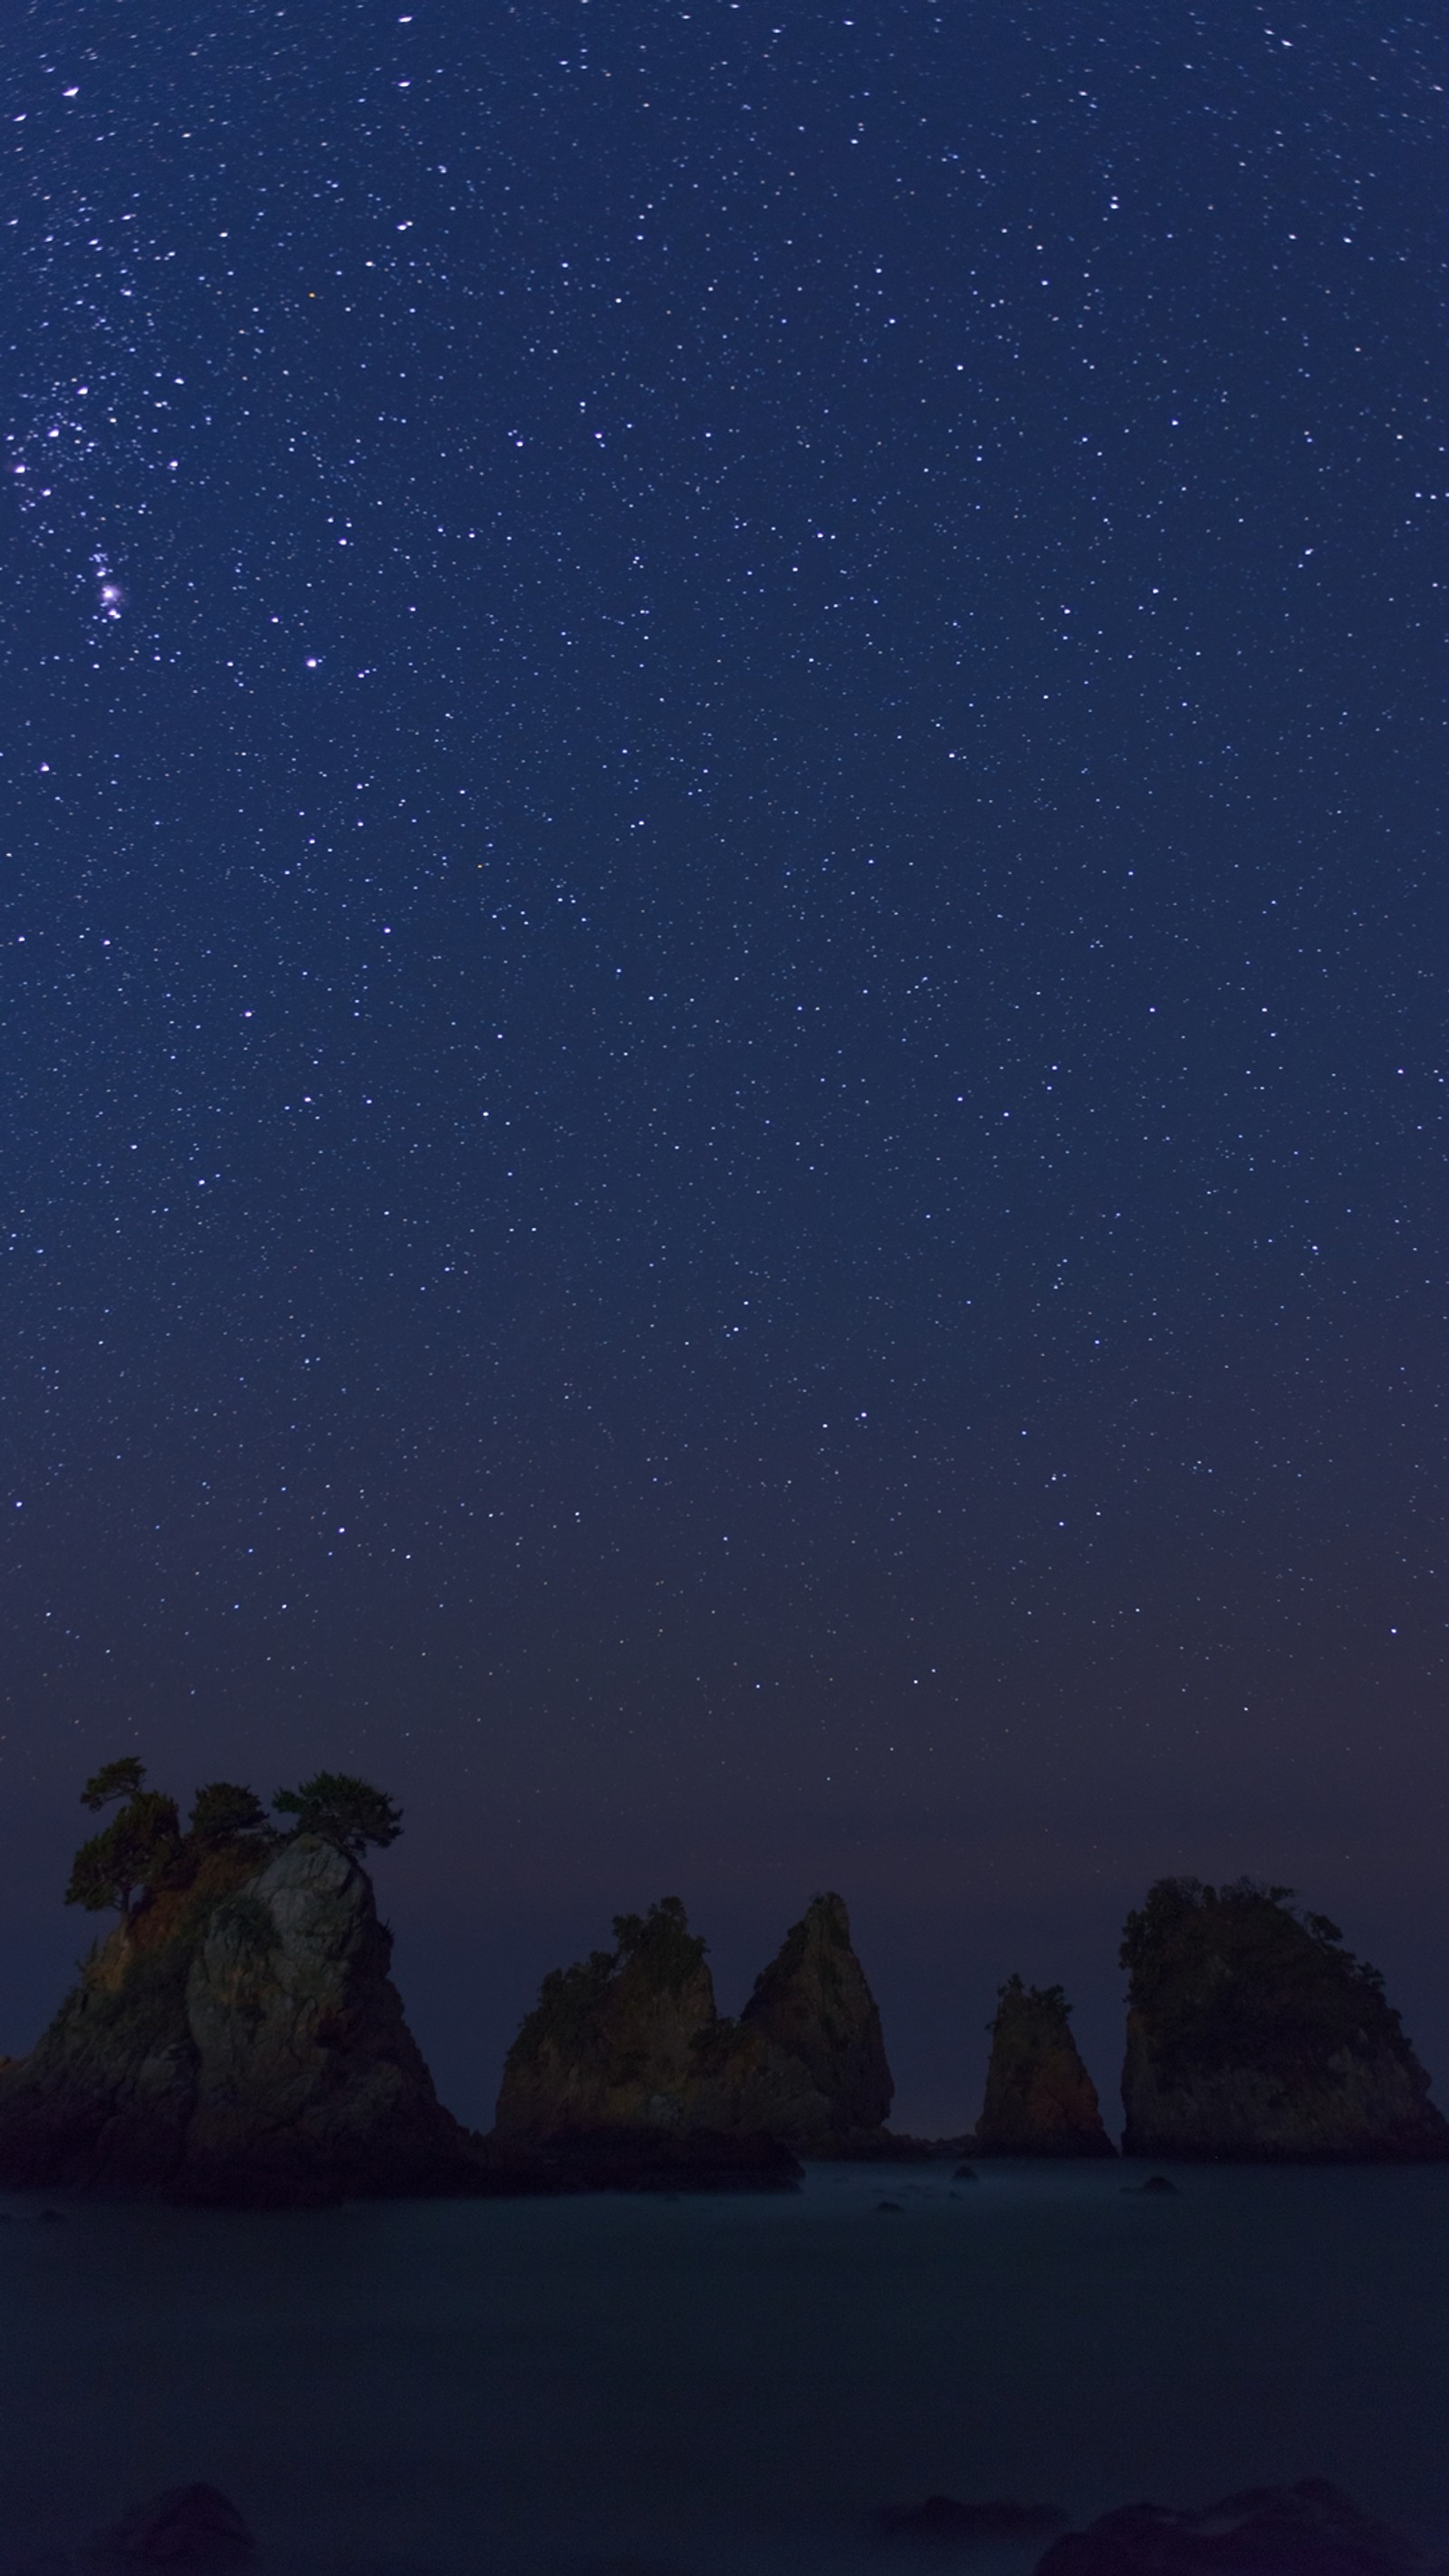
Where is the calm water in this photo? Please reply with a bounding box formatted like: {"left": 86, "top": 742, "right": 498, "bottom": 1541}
{"left": 3, "top": 2160, "right": 1448, "bottom": 2572}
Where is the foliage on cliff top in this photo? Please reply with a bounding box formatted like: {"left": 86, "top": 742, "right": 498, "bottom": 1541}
{"left": 1121, "top": 1877, "right": 1405, "bottom": 2081}
{"left": 63, "top": 1760, "right": 399, "bottom": 1925}
{"left": 81, "top": 1758, "right": 148, "bottom": 1813}
{"left": 190, "top": 1783, "right": 271, "bottom": 1846}
{"left": 988, "top": 1974, "right": 1073, "bottom": 2038}
{"left": 505, "top": 1898, "right": 709, "bottom": 2071}
{"left": 273, "top": 1773, "right": 402, "bottom": 1857}
{"left": 504, "top": 1950, "right": 618, "bottom": 2071}
{"left": 67, "top": 1792, "right": 184, "bottom": 1918}
{"left": 611, "top": 1896, "right": 708, "bottom": 1993}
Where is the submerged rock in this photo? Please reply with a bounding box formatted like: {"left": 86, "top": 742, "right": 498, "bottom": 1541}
{"left": 0, "top": 1837, "right": 484, "bottom": 2205}
{"left": 971, "top": 1975, "right": 1116, "bottom": 2158}
{"left": 1033, "top": 2477, "right": 1420, "bottom": 2575}
{"left": 1119, "top": 1879, "right": 1449, "bottom": 2163}
{"left": 495, "top": 1889, "right": 894, "bottom": 2148}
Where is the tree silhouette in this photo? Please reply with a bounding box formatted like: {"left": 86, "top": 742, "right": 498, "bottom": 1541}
{"left": 66, "top": 1791, "right": 181, "bottom": 1918}
{"left": 80, "top": 1756, "right": 148, "bottom": 1814}
{"left": 189, "top": 1781, "right": 271, "bottom": 1845}
{"left": 273, "top": 1772, "right": 402, "bottom": 1858}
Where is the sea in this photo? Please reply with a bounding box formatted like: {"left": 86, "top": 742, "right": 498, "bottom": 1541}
{"left": 4, "top": 2158, "right": 1448, "bottom": 2573}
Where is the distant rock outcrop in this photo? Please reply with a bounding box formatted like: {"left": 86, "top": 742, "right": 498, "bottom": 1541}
{"left": 871, "top": 2495, "right": 1065, "bottom": 2550}
{"left": 1034, "top": 2477, "right": 1420, "bottom": 2576}
{"left": 495, "top": 1897, "right": 721, "bottom": 2139}
{"left": 1119, "top": 1878, "right": 1449, "bottom": 2163}
{"left": 740, "top": 1892, "right": 893, "bottom": 2133}
{"left": 495, "top": 1889, "right": 893, "bottom": 2147}
{"left": 83, "top": 2483, "right": 257, "bottom": 2571}
{"left": 0, "top": 1835, "right": 484, "bottom": 2204}
{"left": 971, "top": 1975, "right": 1115, "bottom": 2157}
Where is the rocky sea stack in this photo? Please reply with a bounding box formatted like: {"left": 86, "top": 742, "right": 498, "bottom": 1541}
{"left": 1120, "top": 1877, "right": 1449, "bottom": 2162}
{"left": 739, "top": 1889, "right": 892, "bottom": 2132}
{"left": 0, "top": 1764, "right": 810, "bottom": 2201}
{"left": 496, "top": 1890, "right": 893, "bottom": 2148}
{"left": 0, "top": 1827, "right": 485, "bottom": 2206}
{"left": 972, "top": 1975, "right": 1115, "bottom": 2157}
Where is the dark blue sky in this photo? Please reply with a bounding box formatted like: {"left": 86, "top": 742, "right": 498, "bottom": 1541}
{"left": 2, "top": 0, "right": 1445, "bottom": 2130}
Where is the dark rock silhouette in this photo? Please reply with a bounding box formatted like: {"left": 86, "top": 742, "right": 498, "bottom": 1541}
{"left": 971, "top": 1975, "right": 1115, "bottom": 2158}
{"left": 1033, "top": 2477, "right": 1420, "bottom": 2575}
{"left": 82, "top": 2485, "right": 255, "bottom": 2571}
{"left": 495, "top": 1898, "right": 726, "bottom": 2139}
{"left": 496, "top": 1889, "right": 893, "bottom": 2148}
{"left": 873, "top": 2494, "right": 1064, "bottom": 2548}
{"left": 678, "top": 2009, "right": 837, "bottom": 2139}
{"left": 739, "top": 1892, "right": 893, "bottom": 2133}
{"left": 1119, "top": 1879, "right": 1449, "bottom": 2162}
{"left": 179, "top": 1835, "right": 490, "bottom": 2204}
{"left": 0, "top": 1835, "right": 483, "bottom": 2205}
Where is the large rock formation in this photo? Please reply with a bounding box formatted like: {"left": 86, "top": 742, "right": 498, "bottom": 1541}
{"left": 1119, "top": 1878, "right": 1449, "bottom": 2162}
{"left": 495, "top": 1898, "right": 721, "bottom": 2139}
{"left": 739, "top": 1892, "right": 893, "bottom": 2133}
{"left": 0, "top": 1835, "right": 484, "bottom": 2204}
{"left": 495, "top": 1890, "right": 892, "bottom": 2148}
{"left": 972, "top": 1975, "right": 1115, "bottom": 2157}
{"left": 1035, "top": 2479, "right": 1421, "bottom": 2576}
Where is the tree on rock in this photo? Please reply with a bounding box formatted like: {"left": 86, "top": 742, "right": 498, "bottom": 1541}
{"left": 1, "top": 1768, "right": 485, "bottom": 2204}
{"left": 81, "top": 1756, "right": 148, "bottom": 1812}
{"left": 66, "top": 1763, "right": 182, "bottom": 1919}
{"left": 189, "top": 1783, "right": 273, "bottom": 1848}
{"left": 1120, "top": 1876, "right": 1449, "bottom": 2161}
{"left": 609, "top": 1896, "right": 709, "bottom": 1991}
{"left": 495, "top": 1896, "right": 717, "bottom": 2139}
{"left": 273, "top": 1773, "right": 402, "bottom": 1857}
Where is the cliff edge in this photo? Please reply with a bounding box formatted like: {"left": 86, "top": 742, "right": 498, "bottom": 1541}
{"left": 1120, "top": 1878, "right": 1449, "bottom": 2162}
{"left": 495, "top": 1890, "right": 892, "bottom": 2147}
{"left": 740, "top": 1891, "right": 893, "bottom": 2135}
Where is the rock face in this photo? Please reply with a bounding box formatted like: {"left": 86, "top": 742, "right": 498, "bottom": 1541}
{"left": 495, "top": 1890, "right": 892, "bottom": 2146}
{"left": 0, "top": 1836, "right": 484, "bottom": 2204}
{"left": 495, "top": 1898, "right": 721, "bottom": 2139}
{"left": 972, "top": 1975, "right": 1115, "bottom": 2157}
{"left": 84, "top": 2484, "right": 256, "bottom": 2571}
{"left": 1034, "top": 2477, "right": 1420, "bottom": 2576}
{"left": 739, "top": 1892, "right": 893, "bottom": 2133}
{"left": 1119, "top": 1878, "right": 1449, "bottom": 2163}
{"left": 181, "top": 1836, "right": 485, "bottom": 2202}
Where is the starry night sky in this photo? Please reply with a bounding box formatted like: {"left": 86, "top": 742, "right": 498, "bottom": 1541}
{"left": 2, "top": 0, "right": 1445, "bottom": 2131}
